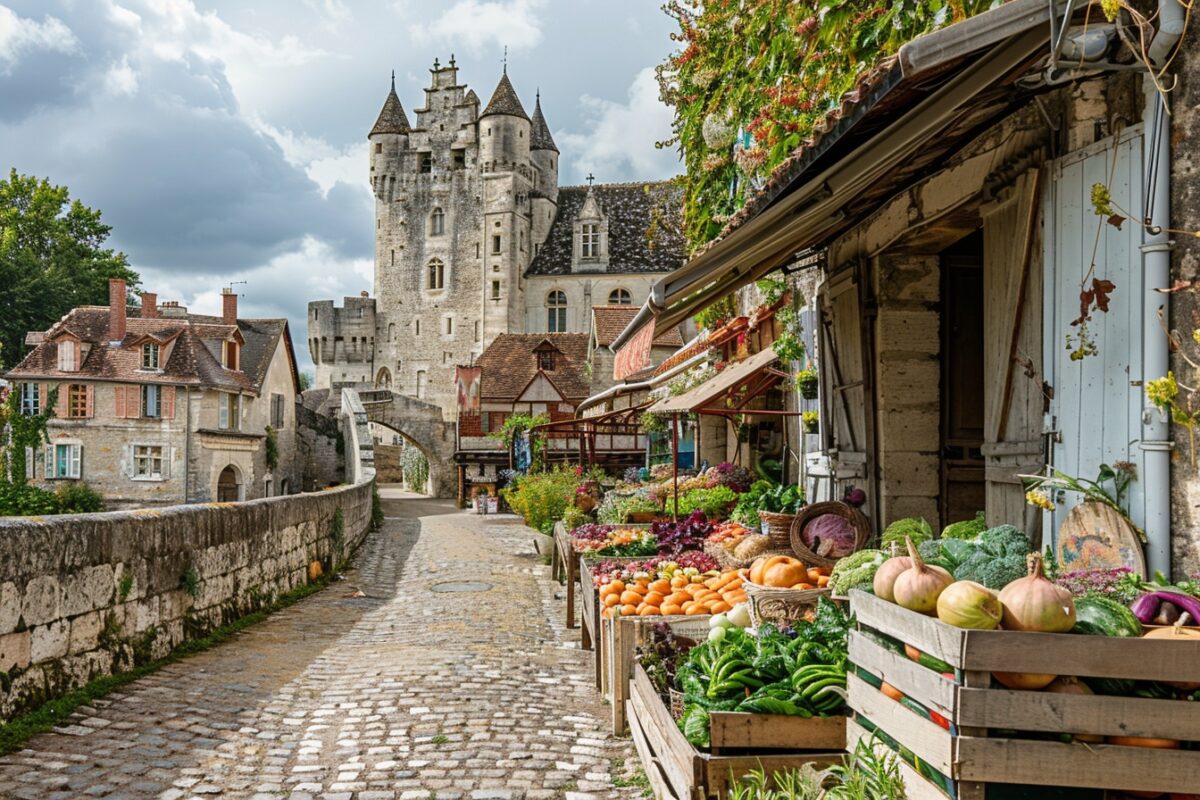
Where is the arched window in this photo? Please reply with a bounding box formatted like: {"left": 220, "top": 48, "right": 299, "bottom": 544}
{"left": 427, "top": 259, "right": 445, "bottom": 290}
{"left": 546, "top": 290, "right": 567, "bottom": 333}
{"left": 608, "top": 288, "right": 632, "bottom": 305}
{"left": 388, "top": 323, "right": 396, "bottom": 342}
{"left": 430, "top": 207, "right": 445, "bottom": 236}
{"left": 376, "top": 367, "right": 392, "bottom": 389}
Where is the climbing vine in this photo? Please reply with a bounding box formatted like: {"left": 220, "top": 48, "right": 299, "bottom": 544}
{"left": 657, "top": 0, "right": 1000, "bottom": 250}
{"left": 0, "top": 382, "right": 58, "bottom": 485}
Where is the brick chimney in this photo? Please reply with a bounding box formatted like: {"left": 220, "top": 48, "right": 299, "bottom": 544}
{"left": 108, "top": 278, "right": 127, "bottom": 342}
{"left": 221, "top": 288, "right": 238, "bottom": 324}
{"left": 140, "top": 292, "right": 158, "bottom": 319}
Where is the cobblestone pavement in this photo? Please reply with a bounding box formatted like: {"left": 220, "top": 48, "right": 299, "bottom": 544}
{"left": 0, "top": 492, "right": 643, "bottom": 800}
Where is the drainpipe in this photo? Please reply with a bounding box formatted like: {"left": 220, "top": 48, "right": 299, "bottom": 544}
{"left": 1141, "top": 74, "right": 1173, "bottom": 577}
{"left": 182, "top": 385, "right": 191, "bottom": 502}
{"left": 1148, "top": 0, "right": 1186, "bottom": 66}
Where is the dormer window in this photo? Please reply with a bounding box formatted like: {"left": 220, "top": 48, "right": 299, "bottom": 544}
{"left": 222, "top": 340, "right": 239, "bottom": 371}
{"left": 57, "top": 340, "right": 77, "bottom": 372}
{"left": 538, "top": 350, "right": 554, "bottom": 370}
{"left": 581, "top": 224, "right": 600, "bottom": 259}
{"left": 142, "top": 343, "right": 160, "bottom": 370}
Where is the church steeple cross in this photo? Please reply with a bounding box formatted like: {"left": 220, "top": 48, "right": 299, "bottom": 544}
{"left": 586, "top": 173, "right": 595, "bottom": 187}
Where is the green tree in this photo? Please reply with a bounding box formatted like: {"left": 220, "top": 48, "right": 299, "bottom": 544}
{"left": 0, "top": 170, "right": 139, "bottom": 366}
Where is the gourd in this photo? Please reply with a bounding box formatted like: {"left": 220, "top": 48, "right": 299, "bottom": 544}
{"left": 892, "top": 537, "right": 953, "bottom": 615}
{"left": 1143, "top": 613, "right": 1200, "bottom": 690}
{"left": 1071, "top": 595, "right": 1143, "bottom": 637}
{"left": 872, "top": 555, "right": 912, "bottom": 602}
{"left": 997, "top": 554, "right": 1076, "bottom": 633}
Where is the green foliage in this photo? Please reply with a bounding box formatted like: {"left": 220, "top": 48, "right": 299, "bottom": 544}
{"left": 54, "top": 482, "right": 104, "bottom": 514}
{"left": 400, "top": 446, "right": 429, "bottom": 492}
{"left": 669, "top": 485, "right": 738, "bottom": 519}
{"left": 940, "top": 511, "right": 986, "bottom": 540}
{"left": 264, "top": 425, "right": 279, "bottom": 472}
{"left": 597, "top": 494, "right": 661, "bottom": 524}
{"left": 0, "top": 170, "right": 139, "bottom": 367}
{"left": 0, "top": 482, "right": 59, "bottom": 516}
{"left": 824, "top": 733, "right": 907, "bottom": 799}
{"left": 879, "top": 517, "right": 933, "bottom": 549}
{"left": 370, "top": 483, "right": 384, "bottom": 531}
{"left": 117, "top": 574, "right": 134, "bottom": 603}
{"left": 501, "top": 467, "right": 580, "bottom": 535}
{"left": 658, "top": 0, "right": 997, "bottom": 249}
{"left": 801, "top": 410, "right": 819, "bottom": 433}
{"left": 731, "top": 479, "right": 803, "bottom": 526}
{"left": 489, "top": 412, "right": 549, "bottom": 447}
{"left": 694, "top": 295, "right": 736, "bottom": 331}
{"left": 1, "top": 382, "right": 58, "bottom": 486}
{"left": 298, "top": 371, "right": 314, "bottom": 391}
{"left": 330, "top": 508, "right": 345, "bottom": 554}
{"left": 639, "top": 411, "right": 667, "bottom": 434}
{"left": 180, "top": 565, "right": 200, "bottom": 599}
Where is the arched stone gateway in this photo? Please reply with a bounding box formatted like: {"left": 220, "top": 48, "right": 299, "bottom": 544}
{"left": 356, "top": 389, "right": 456, "bottom": 498}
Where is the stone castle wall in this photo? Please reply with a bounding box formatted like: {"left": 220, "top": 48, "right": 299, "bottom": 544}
{"left": 0, "top": 479, "right": 372, "bottom": 722}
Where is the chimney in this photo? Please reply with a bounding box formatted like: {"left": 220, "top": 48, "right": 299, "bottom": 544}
{"left": 221, "top": 288, "right": 238, "bottom": 325}
{"left": 108, "top": 278, "right": 127, "bottom": 342}
{"left": 140, "top": 292, "right": 158, "bottom": 319}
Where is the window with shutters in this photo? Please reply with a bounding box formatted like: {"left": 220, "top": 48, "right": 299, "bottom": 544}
{"left": 271, "top": 393, "right": 285, "bottom": 428}
{"left": 45, "top": 443, "right": 81, "bottom": 479}
{"left": 218, "top": 393, "right": 239, "bottom": 430}
{"left": 57, "top": 341, "right": 77, "bottom": 371}
{"left": 141, "top": 343, "right": 160, "bottom": 369}
{"left": 67, "top": 385, "right": 89, "bottom": 419}
{"left": 222, "top": 340, "right": 239, "bottom": 370}
{"left": 133, "top": 445, "right": 165, "bottom": 480}
{"left": 142, "top": 385, "right": 161, "bottom": 418}
{"left": 19, "top": 384, "right": 39, "bottom": 416}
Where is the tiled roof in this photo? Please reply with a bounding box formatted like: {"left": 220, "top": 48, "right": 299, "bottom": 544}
{"left": 5, "top": 306, "right": 291, "bottom": 395}
{"left": 479, "top": 71, "right": 529, "bottom": 121}
{"left": 526, "top": 182, "right": 687, "bottom": 276}
{"left": 370, "top": 81, "right": 411, "bottom": 136}
{"left": 476, "top": 333, "right": 590, "bottom": 402}
{"left": 592, "top": 306, "right": 684, "bottom": 348}
{"left": 530, "top": 93, "right": 558, "bottom": 153}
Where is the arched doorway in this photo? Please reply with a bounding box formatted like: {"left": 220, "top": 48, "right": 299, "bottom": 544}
{"left": 217, "top": 465, "right": 242, "bottom": 502}
{"left": 376, "top": 367, "right": 392, "bottom": 390}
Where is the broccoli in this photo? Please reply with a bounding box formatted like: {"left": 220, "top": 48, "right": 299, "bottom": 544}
{"left": 880, "top": 517, "right": 933, "bottom": 550}
{"left": 829, "top": 549, "right": 886, "bottom": 595}
{"left": 941, "top": 511, "right": 987, "bottom": 540}
{"left": 977, "top": 525, "right": 1031, "bottom": 558}
{"left": 953, "top": 551, "right": 1028, "bottom": 590}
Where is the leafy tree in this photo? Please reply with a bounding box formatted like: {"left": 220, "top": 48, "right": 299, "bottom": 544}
{"left": 0, "top": 170, "right": 139, "bottom": 366}
{"left": 298, "top": 371, "right": 314, "bottom": 391}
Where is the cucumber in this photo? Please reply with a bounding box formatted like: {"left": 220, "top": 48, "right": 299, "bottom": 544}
{"left": 1071, "top": 595, "right": 1143, "bottom": 637}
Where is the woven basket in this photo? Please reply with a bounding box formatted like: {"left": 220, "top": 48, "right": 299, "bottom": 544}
{"left": 757, "top": 510, "right": 798, "bottom": 550}
{"left": 704, "top": 541, "right": 794, "bottom": 571}
{"left": 739, "top": 569, "right": 831, "bottom": 627}
{"left": 668, "top": 687, "right": 686, "bottom": 720}
{"left": 788, "top": 502, "right": 873, "bottom": 569}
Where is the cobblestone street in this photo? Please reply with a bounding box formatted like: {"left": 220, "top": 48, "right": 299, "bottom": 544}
{"left": 0, "top": 491, "right": 640, "bottom": 800}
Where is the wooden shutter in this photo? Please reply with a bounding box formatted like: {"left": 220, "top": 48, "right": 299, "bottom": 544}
{"left": 84, "top": 386, "right": 94, "bottom": 418}
{"left": 69, "top": 445, "right": 81, "bottom": 479}
{"left": 38, "top": 384, "right": 48, "bottom": 416}
{"left": 44, "top": 445, "right": 53, "bottom": 479}
{"left": 115, "top": 385, "right": 126, "bottom": 418}
{"left": 981, "top": 170, "right": 1046, "bottom": 536}
{"left": 162, "top": 386, "right": 175, "bottom": 419}
{"left": 811, "top": 263, "right": 874, "bottom": 510}
{"left": 129, "top": 385, "right": 142, "bottom": 417}
{"left": 54, "top": 384, "right": 68, "bottom": 418}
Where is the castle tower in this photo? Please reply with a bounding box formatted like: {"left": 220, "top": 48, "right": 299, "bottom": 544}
{"left": 479, "top": 70, "right": 534, "bottom": 344}
{"left": 529, "top": 91, "right": 559, "bottom": 255}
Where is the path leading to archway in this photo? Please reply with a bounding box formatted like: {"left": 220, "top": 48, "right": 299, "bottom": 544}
{"left": 0, "top": 489, "right": 641, "bottom": 799}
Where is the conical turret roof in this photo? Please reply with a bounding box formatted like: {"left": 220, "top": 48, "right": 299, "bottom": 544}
{"left": 530, "top": 92, "right": 558, "bottom": 152}
{"left": 370, "top": 76, "right": 411, "bottom": 136}
{"left": 480, "top": 71, "right": 529, "bottom": 121}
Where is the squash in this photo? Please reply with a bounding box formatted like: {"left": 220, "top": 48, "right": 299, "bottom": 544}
{"left": 992, "top": 671, "right": 1056, "bottom": 690}
{"left": 1143, "top": 615, "right": 1200, "bottom": 690}
{"left": 750, "top": 555, "right": 802, "bottom": 586}
{"left": 1072, "top": 595, "right": 1143, "bottom": 637}
{"left": 1106, "top": 735, "right": 1180, "bottom": 749}
{"left": 764, "top": 558, "right": 808, "bottom": 588}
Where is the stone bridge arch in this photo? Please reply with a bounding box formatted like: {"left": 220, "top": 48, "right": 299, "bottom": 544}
{"left": 357, "top": 389, "right": 457, "bottom": 498}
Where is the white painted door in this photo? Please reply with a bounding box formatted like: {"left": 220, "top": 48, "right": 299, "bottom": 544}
{"left": 1043, "top": 127, "right": 1145, "bottom": 543}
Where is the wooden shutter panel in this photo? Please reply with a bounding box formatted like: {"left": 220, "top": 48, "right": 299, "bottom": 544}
{"left": 128, "top": 385, "right": 142, "bottom": 418}
{"left": 162, "top": 386, "right": 176, "bottom": 419}
{"left": 84, "top": 386, "right": 94, "bottom": 418}
{"left": 54, "top": 385, "right": 68, "bottom": 418}
{"left": 44, "top": 445, "right": 53, "bottom": 479}
{"left": 115, "top": 385, "right": 126, "bottom": 418}
{"left": 39, "top": 384, "right": 48, "bottom": 416}
{"left": 69, "top": 445, "right": 81, "bottom": 479}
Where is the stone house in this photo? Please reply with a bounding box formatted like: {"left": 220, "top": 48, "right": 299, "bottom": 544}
{"left": 5, "top": 279, "right": 301, "bottom": 507}
{"left": 610, "top": 1, "right": 1196, "bottom": 577}
{"left": 307, "top": 58, "right": 686, "bottom": 421}
{"left": 588, "top": 305, "right": 685, "bottom": 395}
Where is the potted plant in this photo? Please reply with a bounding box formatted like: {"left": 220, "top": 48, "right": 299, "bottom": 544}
{"left": 796, "top": 367, "right": 819, "bottom": 400}
{"left": 802, "top": 410, "right": 819, "bottom": 434}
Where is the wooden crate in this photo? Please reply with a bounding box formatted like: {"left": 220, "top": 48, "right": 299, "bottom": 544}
{"left": 603, "top": 613, "right": 708, "bottom": 734}
{"left": 848, "top": 589, "right": 1200, "bottom": 799}
{"left": 553, "top": 521, "right": 651, "bottom": 631}
{"left": 628, "top": 664, "right": 844, "bottom": 799}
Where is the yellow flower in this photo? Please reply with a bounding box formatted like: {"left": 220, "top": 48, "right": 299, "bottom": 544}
{"left": 1025, "top": 490, "right": 1056, "bottom": 511}
{"left": 1146, "top": 372, "right": 1179, "bottom": 410}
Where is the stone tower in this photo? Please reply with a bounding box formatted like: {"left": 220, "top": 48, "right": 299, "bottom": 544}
{"left": 308, "top": 58, "right": 559, "bottom": 418}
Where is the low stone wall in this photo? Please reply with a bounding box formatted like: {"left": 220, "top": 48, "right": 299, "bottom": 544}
{"left": 0, "top": 479, "right": 372, "bottom": 721}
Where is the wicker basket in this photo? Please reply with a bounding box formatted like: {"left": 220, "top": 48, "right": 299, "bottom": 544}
{"left": 739, "top": 569, "right": 832, "bottom": 627}
{"left": 757, "top": 510, "right": 798, "bottom": 550}
{"left": 788, "top": 502, "right": 872, "bottom": 569}
{"left": 668, "top": 687, "right": 686, "bottom": 720}
{"left": 704, "top": 540, "right": 793, "bottom": 571}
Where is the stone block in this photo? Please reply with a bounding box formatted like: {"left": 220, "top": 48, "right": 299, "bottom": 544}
{"left": 877, "top": 310, "right": 940, "bottom": 356}
{"left": 877, "top": 255, "right": 939, "bottom": 303}
{"left": 21, "top": 575, "right": 61, "bottom": 627}
{"left": 69, "top": 611, "right": 102, "bottom": 655}
{"left": 30, "top": 619, "right": 70, "bottom": 663}
{"left": 0, "top": 630, "right": 31, "bottom": 671}
{"left": 876, "top": 358, "right": 940, "bottom": 406}
{"left": 61, "top": 565, "right": 116, "bottom": 617}
{"left": 878, "top": 409, "right": 940, "bottom": 452}
{"left": 131, "top": 599, "right": 159, "bottom": 633}
{"left": 0, "top": 582, "right": 20, "bottom": 635}
{"left": 884, "top": 496, "right": 940, "bottom": 526}
{"left": 881, "top": 453, "right": 940, "bottom": 497}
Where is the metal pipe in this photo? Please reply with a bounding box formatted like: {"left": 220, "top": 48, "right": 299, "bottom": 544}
{"left": 1141, "top": 75, "right": 1173, "bottom": 577}
{"left": 1148, "top": 0, "right": 1186, "bottom": 66}
{"left": 672, "top": 413, "right": 680, "bottom": 522}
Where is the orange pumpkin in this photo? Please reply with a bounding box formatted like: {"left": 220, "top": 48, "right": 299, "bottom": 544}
{"left": 1106, "top": 735, "right": 1181, "bottom": 749}
{"left": 763, "top": 557, "right": 808, "bottom": 588}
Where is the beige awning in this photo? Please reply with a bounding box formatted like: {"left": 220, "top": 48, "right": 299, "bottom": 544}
{"left": 651, "top": 346, "right": 781, "bottom": 415}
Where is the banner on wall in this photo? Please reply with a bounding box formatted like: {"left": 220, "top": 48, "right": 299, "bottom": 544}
{"left": 613, "top": 319, "right": 656, "bottom": 381}
{"left": 455, "top": 366, "right": 481, "bottom": 413}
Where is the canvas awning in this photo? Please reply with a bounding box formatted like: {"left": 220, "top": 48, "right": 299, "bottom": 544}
{"left": 651, "top": 346, "right": 787, "bottom": 416}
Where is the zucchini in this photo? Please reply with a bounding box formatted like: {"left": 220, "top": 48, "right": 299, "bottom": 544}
{"left": 1071, "top": 595, "right": 1143, "bottom": 637}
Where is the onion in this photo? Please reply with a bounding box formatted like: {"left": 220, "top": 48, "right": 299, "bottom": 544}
{"left": 872, "top": 555, "right": 912, "bottom": 602}
{"left": 997, "top": 553, "right": 1076, "bottom": 633}
{"left": 936, "top": 581, "right": 1002, "bottom": 630}
{"left": 893, "top": 537, "right": 954, "bottom": 616}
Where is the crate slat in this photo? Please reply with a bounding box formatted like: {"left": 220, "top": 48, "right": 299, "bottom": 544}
{"left": 848, "top": 631, "right": 956, "bottom": 717}
{"left": 848, "top": 673, "right": 954, "bottom": 775}
{"left": 709, "top": 712, "right": 845, "bottom": 752}
{"left": 626, "top": 703, "right": 686, "bottom": 800}
{"left": 849, "top": 590, "right": 966, "bottom": 667}
{"left": 629, "top": 668, "right": 699, "bottom": 796}
{"left": 958, "top": 628, "right": 1200, "bottom": 682}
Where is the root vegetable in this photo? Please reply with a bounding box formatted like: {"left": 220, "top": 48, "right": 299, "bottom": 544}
{"left": 997, "top": 553, "right": 1075, "bottom": 633}
{"left": 892, "top": 537, "right": 953, "bottom": 615}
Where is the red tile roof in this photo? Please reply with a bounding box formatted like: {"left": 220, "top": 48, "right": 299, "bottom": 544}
{"left": 476, "top": 333, "right": 591, "bottom": 402}
{"left": 592, "top": 305, "right": 684, "bottom": 349}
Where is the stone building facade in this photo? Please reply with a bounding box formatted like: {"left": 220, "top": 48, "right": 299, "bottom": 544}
{"left": 307, "top": 58, "right": 686, "bottom": 422}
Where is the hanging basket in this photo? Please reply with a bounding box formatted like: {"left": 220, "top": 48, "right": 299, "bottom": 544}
{"left": 788, "top": 502, "right": 873, "bottom": 569}
{"left": 756, "top": 510, "right": 798, "bottom": 550}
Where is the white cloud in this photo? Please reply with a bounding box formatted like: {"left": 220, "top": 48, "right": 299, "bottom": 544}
{"left": 558, "top": 66, "right": 680, "bottom": 184}
{"left": 0, "top": 5, "right": 78, "bottom": 68}
{"left": 105, "top": 55, "right": 139, "bottom": 96}
{"left": 409, "top": 0, "right": 546, "bottom": 52}
{"left": 250, "top": 114, "right": 367, "bottom": 196}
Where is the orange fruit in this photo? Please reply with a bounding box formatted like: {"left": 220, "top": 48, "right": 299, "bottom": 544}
{"left": 648, "top": 579, "right": 671, "bottom": 595}
{"left": 601, "top": 607, "right": 614, "bottom": 619}
{"left": 609, "top": 580, "right": 626, "bottom": 593}
{"left": 667, "top": 591, "right": 690, "bottom": 606}
{"left": 685, "top": 604, "right": 707, "bottom": 615}
{"left": 620, "top": 604, "right": 638, "bottom": 617}
{"left": 620, "top": 590, "right": 643, "bottom": 605}
{"left": 643, "top": 592, "right": 665, "bottom": 607}
{"left": 660, "top": 604, "right": 682, "bottom": 616}
{"left": 638, "top": 606, "right": 661, "bottom": 616}
{"left": 604, "top": 594, "right": 620, "bottom": 608}
{"left": 670, "top": 576, "right": 688, "bottom": 589}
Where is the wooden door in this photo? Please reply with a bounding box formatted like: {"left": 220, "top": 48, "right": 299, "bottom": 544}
{"left": 941, "top": 234, "right": 986, "bottom": 528}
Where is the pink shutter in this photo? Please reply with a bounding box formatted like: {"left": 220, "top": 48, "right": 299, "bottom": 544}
{"left": 114, "top": 385, "right": 126, "bottom": 418}
{"left": 73, "top": 341, "right": 81, "bottom": 370}
{"left": 85, "top": 386, "right": 94, "bottom": 418}
{"left": 162, "top": 386, "right": 175, "bottom": 419}
{"left": 39, "top": 384, "right": 49, "bottom": 416}
{"left": 55, "top": 385, "right": 68, "bottom": 418}
{"left": 129, "top": 385, "right": 142, "bottom": 417}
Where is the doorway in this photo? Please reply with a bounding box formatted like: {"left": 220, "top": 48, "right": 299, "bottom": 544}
{"left": 217, "top": 465, "right": 242, "bottom": 502}
{"left": 940, "top": 232, "right": 986, "bottom": 527}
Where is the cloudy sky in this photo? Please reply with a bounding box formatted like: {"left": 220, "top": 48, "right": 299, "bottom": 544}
{"left": 0, "top": 0, "right": 681, "bottom": 375}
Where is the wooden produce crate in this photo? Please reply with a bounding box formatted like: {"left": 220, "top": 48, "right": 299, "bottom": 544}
{"left": 579, "top": 554, "right": 651, "bottom": 657}
{"left": 848, "top": 589, "right": 1200, "bottom": 799}
{"left": 628, "top": 664, "right": 844, "bottom": 799}
{"left": 602, "top": 612, "right": 705, "bottom": 734}
{"left": 552, "top": 521, "right": 651, "bottom": 631}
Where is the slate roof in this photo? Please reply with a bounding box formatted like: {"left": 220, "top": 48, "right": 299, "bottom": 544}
{"left": 475, "top": 333, "right": 590, "bottom": 402}
{"left": 6, "top": 306, "right": 296, "bottom": 396}
{"left": 525, "top": 182, "right": 687, "bottom": 276}
{"left": 530, "top": 93, "right": 558, "bottom": 152}
{"left": 480, "top": 71, "right": 529, "bottom": 121}
{"left": 592, "top": 306, "right": 684, "bottom": 349}
{"left": 370, "top": 82, "right": 412, "bottom": 136}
